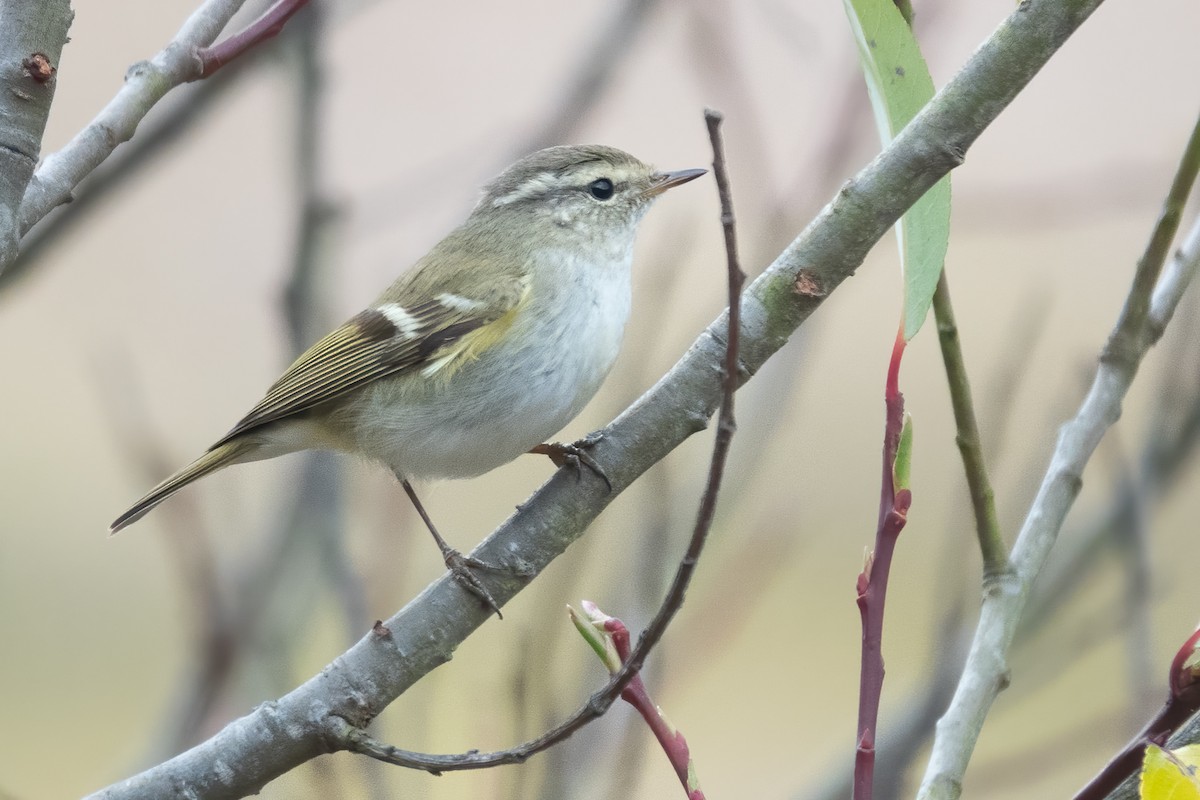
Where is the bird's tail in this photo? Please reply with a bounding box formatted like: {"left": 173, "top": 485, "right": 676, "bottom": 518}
{"left": 109, "top": 440, "right": 255, "bottom": 534}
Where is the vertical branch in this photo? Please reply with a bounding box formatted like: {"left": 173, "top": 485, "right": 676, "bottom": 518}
{"left": 854, "top": 327, "right": 913, "bottom": 800}
{"left": 1104, "top": 110, "right": 1200, "bottom": 365}
{"left": 283, "top": 3, "right": 334, "bottom": 352}
{"left": 522, "top": 0, "right": 662, "bottom": 150}
{"left": 157, "top": 2, "right": 358, "bottom": 754}
{"left": 932, "top": 271, "right": 1007, "bottom": 574}
{"left": 277, "top": 1, "right": 369, "bottom": 650}
{"left": 0, "top": 0, "right": 72, "bottom": 265}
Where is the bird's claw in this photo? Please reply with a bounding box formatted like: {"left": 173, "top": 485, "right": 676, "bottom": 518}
{"left": 441, "top": 547, "right": 504, "bottom": 619}
{"left": 532, "top": 433, "right": 612, "bottom": 491}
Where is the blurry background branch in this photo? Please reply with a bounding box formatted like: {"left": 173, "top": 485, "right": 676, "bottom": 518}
{"left": 520, "top": 0, "right": 664, "bottom": 153}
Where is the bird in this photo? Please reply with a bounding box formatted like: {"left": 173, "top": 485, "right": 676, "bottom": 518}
{"left": 111, "top": 144, "right": 705, "bottom": 611}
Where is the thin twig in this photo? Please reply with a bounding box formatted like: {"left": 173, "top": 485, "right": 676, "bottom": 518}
{"left": 853, "top": 327, "right": 912, "bottom": 800}
{"left": 197, "top": 0, "right": 310, "bottom": 77}
{"left": 337, "top": 107, "right": 744, "bottom": 777}
{"left": 932, "top": 270, "right": 1007, "bottom": 574}
{"left": 1104, "top": 109, "right": 1200, "bottom": 366}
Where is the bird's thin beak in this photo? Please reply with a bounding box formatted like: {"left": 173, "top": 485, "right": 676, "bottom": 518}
{"left": 644, "top": 167, "right": 707, "bottom": 197}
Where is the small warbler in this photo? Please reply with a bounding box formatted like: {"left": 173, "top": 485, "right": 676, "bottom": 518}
{"left": 111, "top": 144, "right": 704, "bottom": 607}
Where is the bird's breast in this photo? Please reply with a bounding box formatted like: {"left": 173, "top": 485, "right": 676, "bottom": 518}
{"left": 348, "top": 249, "right": 634, "bottom": 480}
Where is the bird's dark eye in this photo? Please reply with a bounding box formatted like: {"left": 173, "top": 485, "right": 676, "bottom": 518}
{"left": 588, "top": 178, "right": 614, "bottom": 200}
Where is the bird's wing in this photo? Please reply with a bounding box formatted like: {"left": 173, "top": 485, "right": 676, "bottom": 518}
{"left": 214, "top": 276, "right": 529, "bottom": 446}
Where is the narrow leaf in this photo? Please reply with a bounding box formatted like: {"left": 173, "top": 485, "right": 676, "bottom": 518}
{"left": 843, "top": 0, "right": 951, "bottom": 340}
{"left": 893, "top": 412, "right": 913, "bottom": 492}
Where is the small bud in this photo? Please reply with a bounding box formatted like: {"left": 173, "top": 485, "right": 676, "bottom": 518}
{"left": 1169, "top": 626, "right": 1200, "bottom": 697}
{"left": 569, "top": 602, "right": 621, "bottom": 673}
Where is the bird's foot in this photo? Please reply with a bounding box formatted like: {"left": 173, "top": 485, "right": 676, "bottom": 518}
{"left": 530, "top": 432, "right": 612, "bottom": 490}
{"left": 439, "top": 545, "right": 509, "bottom": 620}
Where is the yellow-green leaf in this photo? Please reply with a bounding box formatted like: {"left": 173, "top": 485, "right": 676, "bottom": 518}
{"left": 843, "top": 0, "right": 951, "bottom": 340}
{"left": 1141, "top": 743, "right": 1200, "bottom": 799}
{"left": 893, "top": 412, "right": 913, "bottom": 492}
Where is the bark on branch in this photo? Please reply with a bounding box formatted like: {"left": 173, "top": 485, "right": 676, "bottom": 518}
{"left": 0, "top": 0, "right": 72, "bottom": 268}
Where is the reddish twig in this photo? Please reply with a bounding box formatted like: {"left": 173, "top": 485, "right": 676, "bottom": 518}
{"left": 854, "top": 325, "right": 913, "bottom": 800}
{"left": 197, "top": 0, "right": 310, "bottom": 78}
{"left": 571, "top": 603, "right": 704, "bottom": 799}
{"left": 1072, "top": 626, "right": 1200, "bottom": 799}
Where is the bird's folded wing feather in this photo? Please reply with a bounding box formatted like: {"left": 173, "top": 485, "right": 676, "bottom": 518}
{"left": 213, "top": 277, "right": 529, "bottom": 446}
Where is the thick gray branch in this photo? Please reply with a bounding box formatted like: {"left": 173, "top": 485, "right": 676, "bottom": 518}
{"left": 84, "top": 0, "right": 1109, "bottom": 797}
{"left": 0, "top": 0, "right": 72, "bottom": 268}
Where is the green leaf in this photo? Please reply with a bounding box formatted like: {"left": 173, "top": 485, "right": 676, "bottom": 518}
{"left": 568, "top": 603, "right": 621, "bottom": 673}
{"left": 843, "top": 0, "right": 951, "bottom": 340}
{"left": 1140, "top": 743, "right": 1200, "bottom": 799}
{"left": 893, "top": 412, "right": 913, "bottom": 492}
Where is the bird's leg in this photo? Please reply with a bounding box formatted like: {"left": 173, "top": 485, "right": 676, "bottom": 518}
{"left": 398, "top": 478, "right": 504, "bottom": 619}
{"left": 529, "top": 431, "right": 612, "bottom": 490}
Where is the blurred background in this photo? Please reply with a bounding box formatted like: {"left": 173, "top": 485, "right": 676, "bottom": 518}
{"left": 2, "top": 0, "right": 1199, "bottom": 797}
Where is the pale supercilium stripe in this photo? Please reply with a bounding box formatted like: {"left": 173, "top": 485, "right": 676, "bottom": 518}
{"left": 491, "top": 172, "right": 558, "bottom": 207}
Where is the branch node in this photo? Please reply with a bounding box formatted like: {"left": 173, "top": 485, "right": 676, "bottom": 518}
{"left": 22, "top": 53, "right": 55, "bottom": 83}
{"left": 793, "top": 270, "right": 826, "bottom": 297}
{"left": 943, "top": 141, "right": 966, "bottom": 167}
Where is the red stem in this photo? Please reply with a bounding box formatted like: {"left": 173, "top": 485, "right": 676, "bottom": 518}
{"left": 1071, "top": 692, "right": 1200, "bottom": 800}
{"left": 854, "top": 324, "right": 912, "bottom": 800}
{"left": 1169, "top": 627, "right": 1200, "bottom": 697}
{"left": 197, "top": 0, "right": 311, "bottom": 78}
{"left": 608, "top": 620, "right": 704, "bottom": 800}
{"left": 1073, "top": 629, "right": 1200, "bottom": 800}
{"left": 879, "top": 327, "right": 906, "bottom": 524}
